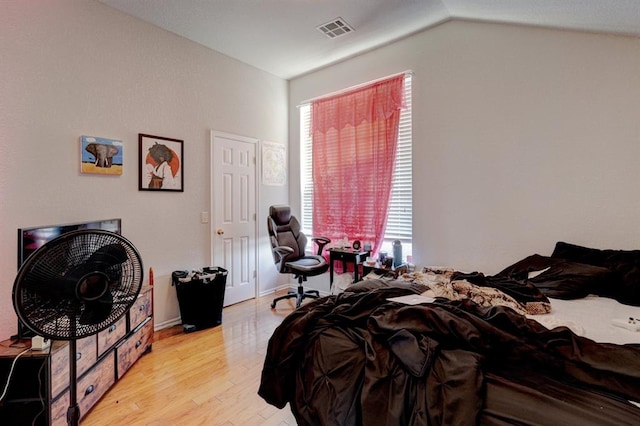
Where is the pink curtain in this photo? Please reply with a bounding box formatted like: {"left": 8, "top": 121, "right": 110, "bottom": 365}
{"left": 312, "top": 74, "right": 405, "bottom": 256}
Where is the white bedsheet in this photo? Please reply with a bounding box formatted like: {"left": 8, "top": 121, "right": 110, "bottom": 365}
{"left": 527, "top": 295, "right": 640, "bottom": 345}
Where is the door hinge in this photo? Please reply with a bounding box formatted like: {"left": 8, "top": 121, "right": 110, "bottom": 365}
{"left": 253, "top": 270, "right": 257, "bottom": 278}
{"left": 253, "top": 213, "right": 256, "bottom": 221}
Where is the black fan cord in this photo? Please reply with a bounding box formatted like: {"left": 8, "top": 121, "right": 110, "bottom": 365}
{"left": 0, "top": 347, "right": 31, "bottom": 402}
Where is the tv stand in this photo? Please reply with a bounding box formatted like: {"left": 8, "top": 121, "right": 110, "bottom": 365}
{"left": 0, "top": 285, "right": 153, "bottom": 425}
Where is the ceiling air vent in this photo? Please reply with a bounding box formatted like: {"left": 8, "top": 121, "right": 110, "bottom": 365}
{"left": 317, "top": 17, "right": 354, "bottom": 39}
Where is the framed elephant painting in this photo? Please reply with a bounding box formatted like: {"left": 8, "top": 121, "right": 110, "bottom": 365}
{"left": 138, "top": 133, "right": 184, "bottom": 192}
{"left": 81, "top": 135, "right": 124, "bottom": 175}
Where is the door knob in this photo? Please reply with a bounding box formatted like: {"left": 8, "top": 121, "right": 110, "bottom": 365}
{"left": 216, "top": 228, "right": 224, "bottom": 235}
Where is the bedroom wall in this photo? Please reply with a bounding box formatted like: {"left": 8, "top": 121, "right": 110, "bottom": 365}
{"left": 289, "top": 20, "right": 640, "bottom": 282}
{"left": 0, "top": 0, "right": 289, "bottom": 339}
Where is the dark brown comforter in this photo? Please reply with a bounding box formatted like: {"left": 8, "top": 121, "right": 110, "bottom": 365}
{"left": 259, "top": 280, "right": 640, "bottom": 425}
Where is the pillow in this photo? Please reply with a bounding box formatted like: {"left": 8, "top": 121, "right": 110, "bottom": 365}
{"left": 497, "top": 254, "right": 560, "bottom": 281}
{"left": 497, "top": 254, "right": 612, "bottom": 300}
{"left": 551, "top": 242, "right": 640, "bottom": 305}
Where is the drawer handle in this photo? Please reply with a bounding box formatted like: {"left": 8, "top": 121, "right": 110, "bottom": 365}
{"left": 135, "top": 340, "right": 142, "bottom": 349}
{"left": 76, "top": 352, "right": 82, "bottom": 361}
{"left": 85, "top": 385, "right": 95, "bottom": 396}
{"left": 109, "top": 324, "right": 117, "bottom": 333}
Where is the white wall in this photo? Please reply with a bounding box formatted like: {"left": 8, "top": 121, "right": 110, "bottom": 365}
{"left": 290, "top": 20, "right": 640, "bottom": 288}
{"left": 4, "top": 5, "right": 640, "bottom": 339}
{"left": 0, "top": 0, "right": 289, "bottom": 339}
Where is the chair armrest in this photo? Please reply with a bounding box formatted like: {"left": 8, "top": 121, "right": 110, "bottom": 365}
{"left": 311, "top": 236, "right": 331, "bottom": 255}
{"left": 272, "top": 246, "right": 294, "bottom": 263}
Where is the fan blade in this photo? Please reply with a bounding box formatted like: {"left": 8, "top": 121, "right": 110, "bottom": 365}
{"left": 79, "top": 289, "right": 113, "bottom": 325}
{"left": 88, "top": 243, "right": 128, "bottom": 266}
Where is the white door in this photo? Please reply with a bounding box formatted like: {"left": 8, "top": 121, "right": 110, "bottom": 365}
{"left": 211, "top": 131, "right": 257, "bottom": 306}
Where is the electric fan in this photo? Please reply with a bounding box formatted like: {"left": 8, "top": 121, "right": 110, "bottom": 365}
{"left": 12, "top": 229, "right": 143, "bottom": 426}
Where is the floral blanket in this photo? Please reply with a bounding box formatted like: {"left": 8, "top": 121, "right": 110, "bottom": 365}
{"left": 396, "top": 267, "right": 551, "bottom": 315}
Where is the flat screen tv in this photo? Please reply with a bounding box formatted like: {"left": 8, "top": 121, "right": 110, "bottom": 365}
{"left": 14, "top": 218, "right": 122, "bottom": 339}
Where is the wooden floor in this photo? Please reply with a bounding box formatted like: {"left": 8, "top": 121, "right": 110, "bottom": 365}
{"left": 83, "top": 291, "right": 299, "bottom": 426}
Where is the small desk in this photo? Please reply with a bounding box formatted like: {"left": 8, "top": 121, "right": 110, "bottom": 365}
{"left": 328, "top": 248, "right": 370, "bottom": 290}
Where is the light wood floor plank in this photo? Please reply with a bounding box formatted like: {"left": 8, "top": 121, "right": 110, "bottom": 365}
{"left": 82, "top": 292, "right": 300, "bottom": 426}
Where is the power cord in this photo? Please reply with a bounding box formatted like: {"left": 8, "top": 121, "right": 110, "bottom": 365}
{"left": 31, "top": 345, "right": 50, "bottom": 426}
{"left": 0, "top": 347, "right": 32, "bottom": 402}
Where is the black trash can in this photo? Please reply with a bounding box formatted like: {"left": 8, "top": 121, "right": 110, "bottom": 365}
{"left": 172, "top": 267, "right": 228, "bottom": 332}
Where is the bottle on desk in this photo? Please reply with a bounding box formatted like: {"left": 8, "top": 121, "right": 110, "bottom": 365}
{"left": 393, "top": 240, "right": 403, "bottom": 267}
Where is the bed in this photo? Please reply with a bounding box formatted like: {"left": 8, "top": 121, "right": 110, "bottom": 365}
{"left": 258, "top": 242, "right": 640, "bottom": 425}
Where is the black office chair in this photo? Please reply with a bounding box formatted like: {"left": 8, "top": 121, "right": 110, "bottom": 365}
{"left": 268, "top": 205, "right": 330, "bottom": 308}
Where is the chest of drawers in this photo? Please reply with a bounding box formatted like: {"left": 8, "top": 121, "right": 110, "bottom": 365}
{"left": 0, "top": 285, "right": 154, "bottom": 425}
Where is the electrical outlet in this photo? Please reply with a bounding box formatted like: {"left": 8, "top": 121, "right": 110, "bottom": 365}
{"left": 31, "top": 335, "right": 51, "bottom": 351}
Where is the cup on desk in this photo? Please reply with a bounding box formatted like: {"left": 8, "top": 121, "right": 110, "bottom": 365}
{"left": 379, "top": 252, "right": 387, "bottom": 264}
{"left": 365, "top": 256, "right": 376, "bottom": 267}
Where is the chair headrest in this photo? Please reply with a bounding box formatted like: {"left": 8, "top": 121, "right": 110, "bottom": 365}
{"left": 269, "top": 205, "right": 292, "bottom": 226}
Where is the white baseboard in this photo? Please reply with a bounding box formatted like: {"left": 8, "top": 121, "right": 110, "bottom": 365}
{"left": 156, "top": 283, "right": 332, "bottom": 331}
{"left": 259, "top": 283, "right": 295, "bottom": 298}
{"left": 154, "top": 317, "right": 182, "bottom": 331}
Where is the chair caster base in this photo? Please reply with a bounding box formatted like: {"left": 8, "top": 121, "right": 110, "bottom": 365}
{"left": 271, "top": 287, "right": 320, "bottom": 309}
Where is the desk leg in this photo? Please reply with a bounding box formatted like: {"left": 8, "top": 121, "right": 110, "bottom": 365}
{"left": 329, "top": 258, "right": 334, "bottom": 291}
{"left": 354, "top": 263, "right": 359, "bottom": 282}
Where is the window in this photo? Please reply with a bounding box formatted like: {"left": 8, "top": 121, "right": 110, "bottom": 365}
{"left": 300, "top": 73, "right": 412, "bottom": 257}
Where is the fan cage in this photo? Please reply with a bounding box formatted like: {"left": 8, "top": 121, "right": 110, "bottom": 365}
{"left": 13, "top": 230, "right": 143, "bottom": 341}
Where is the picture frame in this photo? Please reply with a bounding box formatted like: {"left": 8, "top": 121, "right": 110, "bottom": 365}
{"left": 80, "top": 135, "right": 123, "bottom": 175}
{"left": 261, "top": 140, "right": 286, "bottom": 186}
{"left": 138, "top": 133, "right": 184, "bottom": 192}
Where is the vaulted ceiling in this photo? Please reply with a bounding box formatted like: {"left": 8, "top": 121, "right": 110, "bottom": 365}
{"left": 99, "top": 0, "right": 640, "bottom": 79}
